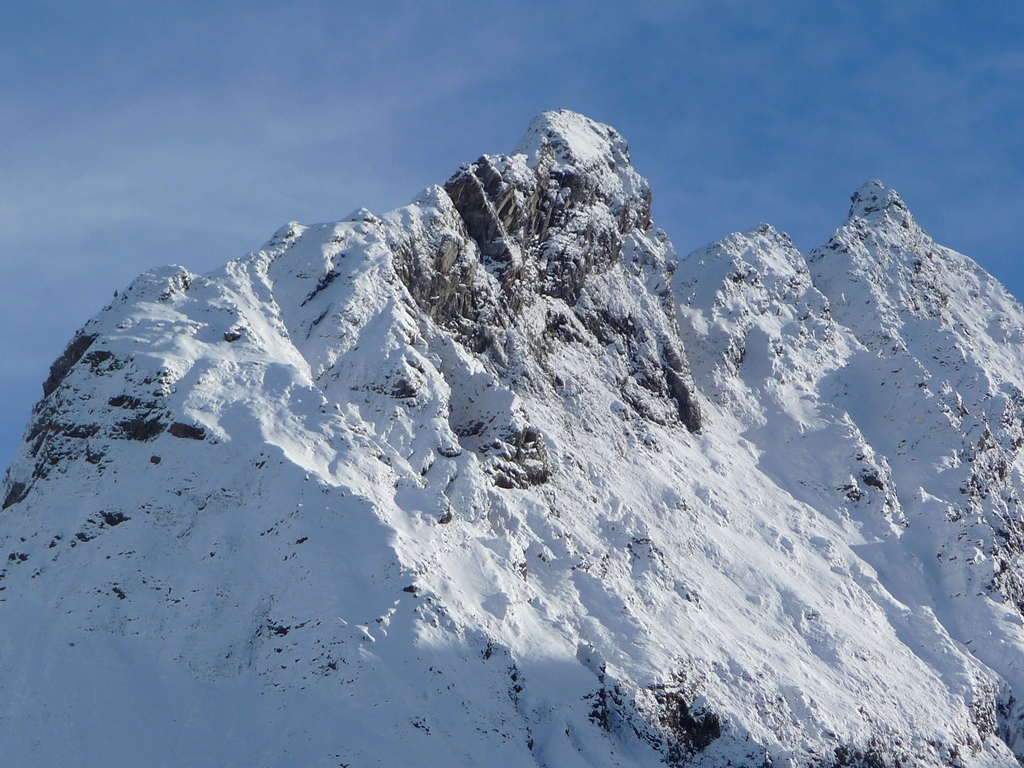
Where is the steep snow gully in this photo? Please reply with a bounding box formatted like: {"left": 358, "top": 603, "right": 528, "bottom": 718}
{"left": 5, "top": 111, "right": 1024, "bottom": 767}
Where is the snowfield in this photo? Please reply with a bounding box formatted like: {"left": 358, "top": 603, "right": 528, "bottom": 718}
{"left": 4, "top": 110, "right": 1024, "bottom": 767}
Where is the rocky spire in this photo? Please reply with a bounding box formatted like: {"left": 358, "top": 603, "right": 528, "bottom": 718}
{"left": 845, "top": 179, "right": 917, "bottom": 232}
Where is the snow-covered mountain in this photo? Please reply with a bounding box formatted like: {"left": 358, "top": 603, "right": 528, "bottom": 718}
{"left": 4, "top": 110, "right": 1024, "bottom": 767}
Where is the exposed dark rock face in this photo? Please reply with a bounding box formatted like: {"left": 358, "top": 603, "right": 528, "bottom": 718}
{"left": 390, "top": 111, "right": 701, "bottom": 438}
{"left": 441, "top": 136, "right": 648, "bottom": 312}
{"left": 1, "top": 481, "right": 28, "bottom": 510}
{"left": 585, "top": 666, "right": 725, "bottom": 767}
{"left": 387, "top": 198, "right": 501, "bottom": 355}
{"left": 42, "top": 333, "right": 98, "bottom": 397}
{"left": 2, "top": 333, "right": 180, "bottom": 505}
{"left": 652, "top": 687, "right": 722, "bottom": 765}
{"left": 168, "top": 422, "right": 206, "bottom": 440}
{"left": 117, "top": 417, "right": 167, "bottom": 441}
{"left": 486, "top": 425, "right": 552, "bottom": 490}
{"left": 666, "top": 368, "right": 702, "bottom": 432}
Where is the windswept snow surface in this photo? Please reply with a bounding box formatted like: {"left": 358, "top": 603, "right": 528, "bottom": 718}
{"left": 4, "top": 112, "right": 1024, "bottom": 767}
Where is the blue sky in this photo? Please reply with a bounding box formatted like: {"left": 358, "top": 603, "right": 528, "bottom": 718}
{"left": 2, "top": 2, "right": 1023, "bottom": 467}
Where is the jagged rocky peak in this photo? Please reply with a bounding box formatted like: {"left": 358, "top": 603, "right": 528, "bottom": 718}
{"left": 441, "top": 110, "right": 654, "bottom": 307}
{"left": 676, "top": 218, "right": 910, "bottom": 537}
{"left": 677, "top": 222, "right": 828, "bottom": 337}
{"left": 672, "top": 182, "right": 1024, "bottom": 754}
{"left": 811, "top": 180, "right": 924, "bottom": 281}
{"left": 2, "top": 109, "right": 702, "bottom": 513}
{"left": 847, "top": 179, "right": 915, "bottom": 227}
{"left": 17, "top": 117, "right": 1024, "bottom": 766}
{"left": 392, "top": 109, "right": 701, "bottom": 432}
{"left": 513, "top": 108, "right": 652, "bottom": 219}
{"left": 676, "top": 223, "right": 811, "bottom": 305}
{"left": 810, "top": 179, "right": 1024, "bottom": 358}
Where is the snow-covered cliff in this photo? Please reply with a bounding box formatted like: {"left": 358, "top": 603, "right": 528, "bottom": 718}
{"left": 4, "top": 111, "right": 1024, "bottom": 767}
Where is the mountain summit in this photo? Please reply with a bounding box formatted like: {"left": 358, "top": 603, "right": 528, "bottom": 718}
{"left": 4, "top": 113, "right": 1024, "bottom": 767}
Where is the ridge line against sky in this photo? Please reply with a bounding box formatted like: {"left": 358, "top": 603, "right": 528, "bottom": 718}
{"left": 1, "top": 1, "right": 1022, "bottom": 468}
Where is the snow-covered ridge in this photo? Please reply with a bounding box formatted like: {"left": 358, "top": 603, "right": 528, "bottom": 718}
{"left": 3, "top": 114, "right": 1024, "bottom": 767}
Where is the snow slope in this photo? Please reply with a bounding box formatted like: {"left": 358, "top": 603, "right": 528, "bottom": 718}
{"left": 3, "top": 111, "right": 1024, "bottom": 767}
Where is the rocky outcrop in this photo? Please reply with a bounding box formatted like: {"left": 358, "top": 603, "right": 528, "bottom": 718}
{"left": 388, "top": 111, "right": 701, "bottom": 436}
